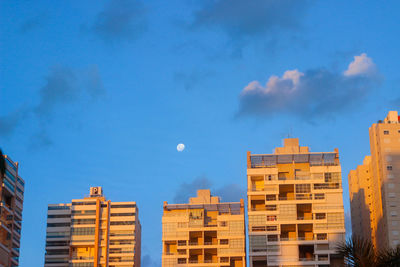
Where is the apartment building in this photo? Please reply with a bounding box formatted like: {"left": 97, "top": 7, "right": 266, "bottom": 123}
{"left": 162, "top": 189, "right": 246, "bottom": 267}
{"left": 44, "top": 187, "right": 141, "bottom": 267}
{"left": 0, "top": 154, "right": 24, "bottom": 267}
{"left": 247, "top": 138, "right": 345, "bottom": 267}
{"left": 348, "top": 156, "right": 374, "bottom": 242}
{"left": 349, "top": 111, "right": 400, "bottom": 250}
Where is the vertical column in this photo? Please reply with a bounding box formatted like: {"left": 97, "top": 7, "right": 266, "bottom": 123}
{"left": 105, "top": 200, "right": 111, "bottom": 267}
{"left": 94, "top": 198, "right": 101, "bottom": 267}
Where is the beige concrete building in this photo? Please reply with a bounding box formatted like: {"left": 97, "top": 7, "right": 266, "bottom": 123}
{"left": 44, "top": 187, "right": 141, "bottom": 267}
{"left": 162, "top": 189, "right": 246, "bottom": 267}
{"left": 349, "top": 111, "right": 400, "bottom": 250}
{"left": 348, "top": 156, "right": 374, "bottom": 242}
{"left": 0, "top": 155, "right": 24, "bottom": 267}
{"left": 247, "top": 138, "right": 345, "bottom": 267}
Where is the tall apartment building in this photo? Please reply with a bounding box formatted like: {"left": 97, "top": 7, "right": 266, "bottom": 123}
{"left": 348, "top": 156, "right": 373, "bottom": 242}
{"left": 44, "top": 187, "right": 141, "bottom": 267}
{"left": 247, "top": 138, "right": 345, "bottom": 267}
{"left": 349, "top": 111, "right": 400, "bottom": 250}
{"left": 162, "top": 189, "right": 246, "bottom": 267}
{"left": 0, "top": 154, "right": 24, "bottom": 267}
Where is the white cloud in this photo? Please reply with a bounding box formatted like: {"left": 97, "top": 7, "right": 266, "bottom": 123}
{"left": 238, "top": 53, "right": 380, "bottom": 119}
{"left": 344, "top": 53, "right": 377, "bottom": 77}
{"left": 243, "top": 69, "right": 304, "bottom": 94}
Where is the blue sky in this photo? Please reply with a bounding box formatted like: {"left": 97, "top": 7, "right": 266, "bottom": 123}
{"left": 1, "top": 0, "right": 400, "bottom": 265}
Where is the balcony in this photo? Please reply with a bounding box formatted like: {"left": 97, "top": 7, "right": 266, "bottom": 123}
{"left": 71, "top": 256, "right": 94, "bottom": 260}
{"left": 279, "top": 184, "right": 294, "bottom": 201}
{"left": 249, "top": 153, "right": 339, "bottom": 168}
{"left": 280, "top": 224, "right": 296, "bottom": 241}
{"left": 298, "top": 224, "right": 313, "bottom": 241}
{"left": 299, "top": 245, "right": 315, "bottom": 262}
{"left": 297, "top": 204, "right": 312, "bottom": 221}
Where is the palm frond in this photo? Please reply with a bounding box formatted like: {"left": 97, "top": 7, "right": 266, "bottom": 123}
{"left": 336, "top": 235, "right": 377, "bottom": 267}
{"left": 376, "top": 245, "right": 400, "bottom": 267}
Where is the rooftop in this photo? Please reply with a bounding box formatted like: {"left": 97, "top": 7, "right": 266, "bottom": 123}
{"left": 248, "top": 138, "right": 339, "bottom": 168}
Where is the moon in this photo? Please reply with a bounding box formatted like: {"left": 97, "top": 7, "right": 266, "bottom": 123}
{"left": 177, "top": 143, "right": 185, "bottom": 152}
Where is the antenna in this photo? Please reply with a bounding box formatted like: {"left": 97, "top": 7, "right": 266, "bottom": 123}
{"left": 287, "top": 127, "right": 293, "bottom": 138}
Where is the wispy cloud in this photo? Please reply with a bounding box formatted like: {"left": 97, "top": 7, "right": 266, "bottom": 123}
{"left": 191, "top": 0, "right": 312, "bottom": 40}
{"left": 90, "top": 0, "right": 147, "bottom": 42}
{"left": 0, "top": 107, "right": 29, "bottom": 137}
{"left": 142, "top": 254, "right": 160, "bottom": 267}
{"left": 237, "top": 53, "right": 381, "bottom": 119}
{"left": 34, "top": 66, "right": 78, "bottom": 118}
{"left": 173, "top": 176, "right": 245, "bottom": 204}
{"left": 174, "top": 69, "right": 215, "bottom": 91}
{"left": 215, "top": 183, "right": 246, "bottom": 203}
{"left": 173, "top": 176, "right": 212, "bottom": 203}
{"left": 19, "top": 13, "right": 48, "bottom": 33}
{"left": 0, "top": 65, "right": 105, "bottom": 147}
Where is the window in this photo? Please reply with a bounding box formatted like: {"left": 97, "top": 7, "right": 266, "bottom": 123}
{"left": 47, "top": 222, "right": 70, "bottom": 227}
{"left": 72, "top": 210, "right": 96, "bottom": 215}
{"left": 110, "top": 213, "right": 135, "bottom": 217}
{"left": 110, "top": 204, "right": 136, "bottom": 208}
{"left": 71, "top": 227, "right": 95, "bottom": 236}
{"left": 387, "top": 165, "right": 393, "bottom": 171}
{"left": 109, "top": 230, "right": 135, "bottom": 236}
{"left": 384, "top": 130, "right": 390, "bottom": 135}
{"left": 48, "top": 214, "right": 71, "bottom": 219}
{"left": 178, "top": 259, "right": 186, "bottom": 264}
{"left": 296, "top": 184, "right": 311, "bottom": 193}
{"left": 5, "top": 170, "right": 16, "bottom": 182}
{"left": 110, "top": 221, "right": 135, "bottom": 225}
{"left": 72, "top": 201, "right": 96, "bottom": 206}
{"left": 267, "top": 235, "right": 278, "bottom": 242}
{"left": 266, "top": 195, "right": 276, "bottom": 201}
{"left": 71, "top": 219, "right": 96, "bottom": 225}
{"left": 317, "top": 233, "right": 327, "bottom": 240}
{"left": 220, "top": 239, "right": 229, "bottom": 245}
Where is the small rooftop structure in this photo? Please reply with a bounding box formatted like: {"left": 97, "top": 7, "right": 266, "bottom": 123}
{"left": 275, "top": 138, "right": 309, "bottom": 154}
{"left": 383, "top": 111, "right": 399, "bottom": 124}
{"left": 189, "top": 189, "right": 220, "bottom": 204}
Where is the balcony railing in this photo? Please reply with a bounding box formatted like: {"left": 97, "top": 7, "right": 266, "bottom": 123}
{"left": 297, "top": 216, "right": 313, "bottom": 220}
{"left": 299, "top": 256, "right": 315, "bottom": 261}
{"left": 71, "top": 256, "right": 94, "bottom": 260}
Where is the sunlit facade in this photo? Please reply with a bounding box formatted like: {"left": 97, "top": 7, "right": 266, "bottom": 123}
{"left": 0, "top": 155, "right": 24, "bottom": 267}
{"left": 349, "top": 111, "right": 400, "bottom": 250}
{"left": 44, "top": 187, "right": 141, "bottom": 267}
{"left": 247, "top": 138, "right": 345, "bottom": 267}
{"left": 162, "top": 189, "right": 246, "bottom": 267}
